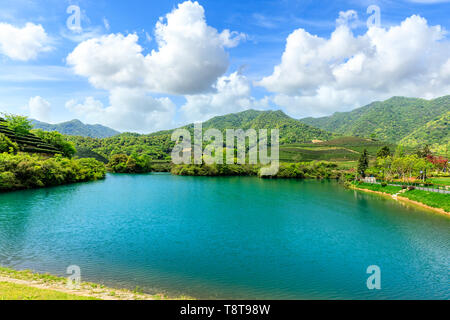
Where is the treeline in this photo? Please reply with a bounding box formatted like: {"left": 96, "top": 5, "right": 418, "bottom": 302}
{"left": 0, "top": 114, "right": 107, "bottom": 192}
{"left": 0, "top": 153, "right": 106, "bottom": 191}
{"left": 355, "top": 145, "right": 448, "bottom": 183}
{"left": 170, "top": 161, "right": 339, "bottom": 179}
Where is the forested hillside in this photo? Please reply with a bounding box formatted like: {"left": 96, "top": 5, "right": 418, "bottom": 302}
{"left": 67, "top": 109, "right": 334, "bottom": 160}
{"left": 400, "top": 111, "right": 449, "bottom": 156}
{"left": 300, "top": 96, "right": 450, "bottom": 147}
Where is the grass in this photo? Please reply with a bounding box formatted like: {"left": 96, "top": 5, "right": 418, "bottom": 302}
{"left": 401, "top": 190, "right": 450, "bottom": 213}
{"left": 429, "top": 177, "right": 450, "bottom": 186}
{"left": 0, "top": 266, "right": 194, "bottom": 300}
{"left": 0, "top": 281, "right": 98, "bottom": 300}
{"left": 353, "top": 182, "right": 403, "bottom": 195}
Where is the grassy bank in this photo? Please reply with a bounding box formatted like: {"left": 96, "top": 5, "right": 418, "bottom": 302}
{"left": 400, "top": 190, "right": 450, "bottom": 213}
{"left": 352, "top": 182, "right": 403, "bottom": 195}
{"left": 351, "top": 182, "right": 450, "bottom": 214}
{"left": 0, "top": 267, "right": 192, "bottom": 300}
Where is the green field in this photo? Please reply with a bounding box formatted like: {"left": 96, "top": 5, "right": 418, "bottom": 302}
{"left": 280, "top": 137, "right": 395, "bottom": 163}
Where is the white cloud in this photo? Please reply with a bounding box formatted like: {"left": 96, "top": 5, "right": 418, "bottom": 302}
{"left": 257, "top": 15, "right": 450, "bottom": 118}
{"left": 0, "top": 22, "right": 52, "bottom": 61}
{"left": 67, "top": 1, "right": 246, "bottom": 95}
{"left": 65, "top": 89, "right": 176, "bottom": 133}
{"left": 28, "top": 96, "right": 51, "bottom": 122}
{"left": 180, "top": 72, "right": 271, "bottom": 123}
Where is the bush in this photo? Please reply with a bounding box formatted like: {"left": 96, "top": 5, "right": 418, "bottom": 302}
{"left": 0, "top": 153, "right": 106, "bottom": 192}
{"left": 32, "top": 129, "right": 76, "bottom": 158}
{"left": 0, "top": 133, "right": 18, "bottom": 154}
{"left": 107, "top": 154, "right": 153, "bottom": 173}
{"left": 381, "top": 182, "right": 387, "bottom": 187}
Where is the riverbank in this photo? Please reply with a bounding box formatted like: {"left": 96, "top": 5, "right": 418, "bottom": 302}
{"left": 0, "top": 267, "right": 193, "bottom": 300}
{"left": 350, "top": 183, "right": 450, "bottom": 216}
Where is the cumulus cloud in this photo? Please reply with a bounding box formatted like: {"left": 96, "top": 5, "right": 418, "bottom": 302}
{"left": 180, "top": 72, "right": 271, "bottom": 123}
{"left": 67, "top": 1, "right": 246, "bottom": 95}
{"left": 0, "top": 22, "right": 52, "bottom": 61}
{"left": 28, "top": 96, "right": 51, "bottom": 122}
{"left": 65, "top": 89, "right": 176, "bottom": 133}
{"left": 257, "top": 15, "right": 450, "bottom": 118}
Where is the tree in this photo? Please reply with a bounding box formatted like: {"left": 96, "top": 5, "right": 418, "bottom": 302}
{"left": 376, "top": 146, "right": 391, "bottom": 159}
{"left": 417, "top": 145, "right": 432, "bottom": 158}
{"left": 1, "top": 113, "right": 33, "bottom": 136}
{"left": 357, "top": 149, "right": 369, "bottom": 178}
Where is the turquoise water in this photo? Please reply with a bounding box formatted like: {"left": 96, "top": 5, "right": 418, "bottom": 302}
{"left": 0, "top": 174, "right": 448, "bottom": 299}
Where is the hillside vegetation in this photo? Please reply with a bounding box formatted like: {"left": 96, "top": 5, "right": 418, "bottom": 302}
{"left": 32, "top": 119, "right": 120, "bottom": 138}
{"left": 1, "top": 117, "right": 60, "bottom": 154}
{"left": 300, "top": 96, "right": 450, "bottom": 151}
{"left": 0, "top": 115, "right": 106, "bottom": 192}
{"left": 400, "top": 111, "right": 449, "bottom": 157}
{"left": 279, "top": 137, "right": 396, "bottom": 163}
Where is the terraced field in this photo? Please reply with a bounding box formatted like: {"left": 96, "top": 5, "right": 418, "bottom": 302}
{"left": 280, "top": 137, "right": 396, "bottom": 163}
{"left": 0, "top": 117, "right": 60, "bottom": 154}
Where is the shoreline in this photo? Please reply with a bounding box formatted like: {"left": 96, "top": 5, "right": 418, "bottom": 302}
{"left": 0, "top": 267, "right": 192, "bottom": 300}
{"left": 350, "top": 185, "right": 450, "bottom": 216}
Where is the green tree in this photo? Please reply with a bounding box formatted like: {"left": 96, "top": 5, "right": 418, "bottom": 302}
{"left": 376, "top": 146, "right": 391, "bottom": 159}
{"left": 417, "top": 145, "right": 432, "bottom": 158}
{"left": 357, "top": 149, "right": 369, "bottom": 178}
{"left": 1, "top": 113, "right": 33, "bottom": 136}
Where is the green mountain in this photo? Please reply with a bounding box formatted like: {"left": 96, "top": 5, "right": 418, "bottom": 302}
{"left": 68, "top": 110, "right": 334, "bottom": 161}
{"left": 185, "top": 109, "right": 334, "bottom": 144}
{"left": 31, "top": 119, "right": 120, "bottom": 138}
{"left": 300, "top": 96, "right": 450, "bottom": 145}
{"left": 400, "top": 111, "right": 449, "bottom": 156}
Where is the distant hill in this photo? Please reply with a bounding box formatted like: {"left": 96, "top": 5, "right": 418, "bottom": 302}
{"left": 182, "top": 109, "right": 334, "bottom": 144}
{"left": 31, "top": 119, "right": 120, "bottom": 138}
{"left": 68, "top": 110, "right": 335, "bottom": 161}
{"left": 300, "top": 96, "right": 450, "bottom": 146}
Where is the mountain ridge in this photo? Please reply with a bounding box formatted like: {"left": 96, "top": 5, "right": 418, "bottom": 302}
{"left": 31, "top": 119, "right": 120, "bottom": 139}
{"left": 300, "top": 95, "right": 450, "bottom": 148}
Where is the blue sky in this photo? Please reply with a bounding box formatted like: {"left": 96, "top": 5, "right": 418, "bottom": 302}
{"left": 0, "top": 0, "right": 449, "bottom": 133}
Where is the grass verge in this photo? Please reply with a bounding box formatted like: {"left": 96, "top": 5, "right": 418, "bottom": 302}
{"left": 0, "top": 281, "right": 98, "bottom": 300}
{"left": 400, "top": 190, "right": 450, "bottom": 213}
{"left": 0, "top": 266, "right": 193, "bottom": 300}
{"left": 352, "top": 182, "right": 403, "bottom": 195}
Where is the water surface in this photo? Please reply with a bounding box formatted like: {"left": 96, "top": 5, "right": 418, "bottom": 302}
{"left": 0, "top": 174, "right": 448, "bottom": 299}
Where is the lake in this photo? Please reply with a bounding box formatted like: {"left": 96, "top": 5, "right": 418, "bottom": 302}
{"left": 0, "top": 174, "right": 448, "bottom": 299}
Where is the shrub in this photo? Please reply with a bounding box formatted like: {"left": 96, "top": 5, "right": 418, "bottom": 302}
{"left": 0, "top": 153, "right": 106, "bottom": 192}
{"left": 0, "top": 133, "right": 18, "bottom": 154}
